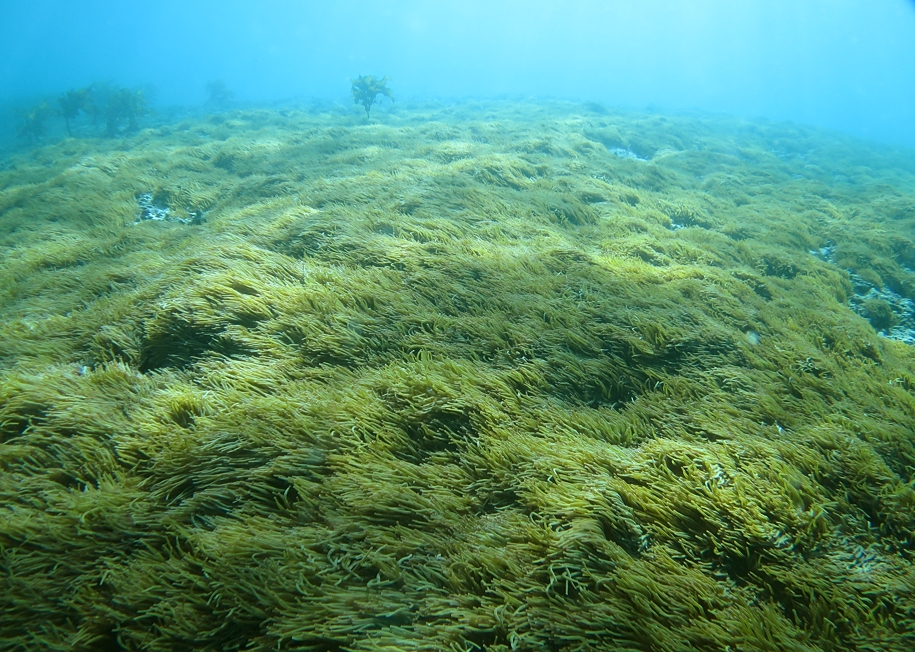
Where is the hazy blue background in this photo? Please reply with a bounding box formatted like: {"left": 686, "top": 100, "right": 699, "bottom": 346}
{"left": 2, "top": 0, "right": 915, "bottom": 147}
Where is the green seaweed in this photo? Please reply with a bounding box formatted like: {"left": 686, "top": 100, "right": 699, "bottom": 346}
{"left": 2, "top": 100, "right": 915, "bottom": 651}
{"left": 14, "top": 103, "right": 52, "bottom": 143}
{"left": 861, "top": 297, "right": 898, "bottom": 331}
{"left": 103, "top": 86, "right": 150, "bottom": 137}
{"left": 351, "top": 75, "right": 393, "bottom": 119}
{"left": 57, "top": 88, "right": 92, "bottom": 137}
{"left": 205, "top": 79, "right": 235, "bottom": 109}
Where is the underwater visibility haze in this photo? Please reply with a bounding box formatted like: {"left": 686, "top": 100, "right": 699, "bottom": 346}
{"left": 3, "top": 1, "right": 915, "bottom": 651}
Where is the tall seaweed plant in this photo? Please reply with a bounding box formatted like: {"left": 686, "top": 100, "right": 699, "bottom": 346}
{"left": 57, "top": 88, "right": 92, "bottom": 137}
{"left": 351, "top": 74, "right": 393, "bottom": 118}
{"left": 15, "top": 103, "right": 51, "bottom": 143}
{"left": 104, "top": 86, "right": 150, "bottom": 136}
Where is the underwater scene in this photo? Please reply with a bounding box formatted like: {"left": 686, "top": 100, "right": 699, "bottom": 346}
{"left": 3, "top": 2, "right": 915, "bottom": 651}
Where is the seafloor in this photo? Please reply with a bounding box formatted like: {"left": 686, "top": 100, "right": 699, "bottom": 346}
{"left": 2, "top": 100, "right": 915, "bottom": 651}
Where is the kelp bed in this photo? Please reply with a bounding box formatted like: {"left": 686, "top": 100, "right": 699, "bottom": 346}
{"left": 2, "top": 100, "right": 915, "bottom": 652}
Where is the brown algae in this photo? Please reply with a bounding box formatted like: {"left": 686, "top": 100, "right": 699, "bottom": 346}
{"left": 2, "top": 100, "right": 915, "bottom": 651}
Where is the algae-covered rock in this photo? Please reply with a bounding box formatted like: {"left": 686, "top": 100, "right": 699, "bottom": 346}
{"left": 862, "top": 297, "right": 898, "bottom": 331}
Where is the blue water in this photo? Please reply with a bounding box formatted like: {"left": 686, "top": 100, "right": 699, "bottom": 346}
{"left": 2, "top": 0, "right": 914, "bottom": 148}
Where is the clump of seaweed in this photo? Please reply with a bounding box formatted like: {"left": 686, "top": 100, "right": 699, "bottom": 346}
{"left": 351, "top": 74, "right": 393, "bottom": 118}
{"left": 103, "top": 86, "right": 150, "bottom": 137}
{"left": 57, "top": 87, "right": 92, "bottom": 137}
{"left": 205, "top": 79, "right": 235, "bottom": 109}
{"left": 861, "top": 296, "right": 899, "bottom": 331}
{"left": 15, "top": 103, "right": 51, "bottom": 143}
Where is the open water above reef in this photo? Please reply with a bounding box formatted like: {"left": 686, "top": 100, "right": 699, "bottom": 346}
{"left": 2, "top": 100, "right": 915, "bottom": 651}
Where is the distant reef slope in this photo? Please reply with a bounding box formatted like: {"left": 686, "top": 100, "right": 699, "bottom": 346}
{"left": 2, "top": 101, "right": 915, "bottom": 651}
